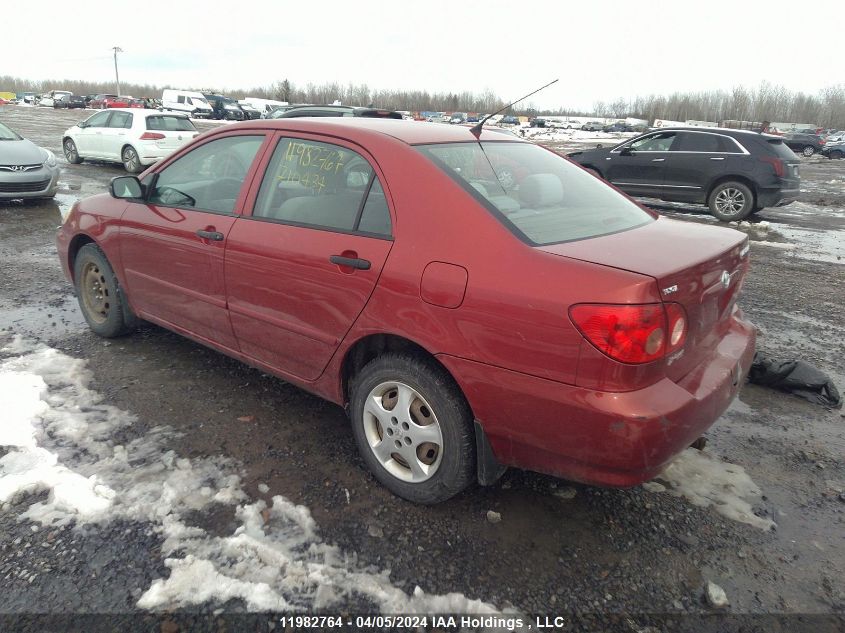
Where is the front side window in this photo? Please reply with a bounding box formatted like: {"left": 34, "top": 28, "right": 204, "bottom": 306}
{"left": 417, "top": 141, "right": 652, "bottom": 245}
{"left": 253, "top": 137, "right": 391, "bottom": 236}
{"left": 627, "top": 132, "right": 676, "bottom": 152}
{"left": 148, "top": 135, "right": 264, "bottom": 214}
{"left": 85, "top": 111, "right": 112, "bottom": 128}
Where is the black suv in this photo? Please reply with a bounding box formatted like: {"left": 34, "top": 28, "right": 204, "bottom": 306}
{"left": 783, "top": 131, "right": 825, "bottom": 157}
{"left": 568, "top": 127, "right": 800, "bottom": 221}
{"left": 202, "top": 93, "right": 246, "bottom": 121}
{"left": 268, "top": 105, "right": 402, "bottom": 119}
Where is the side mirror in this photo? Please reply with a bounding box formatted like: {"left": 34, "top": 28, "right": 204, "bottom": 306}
{"left": 620, "top": 147, "right": 634, "bottom": 156}
{"left": 109, "top": 176, "right": 144, "bottom": 199}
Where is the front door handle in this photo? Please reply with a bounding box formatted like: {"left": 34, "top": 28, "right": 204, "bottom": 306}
{"left": 651, "top": 158, "right": 665, "bottom": 162}
{"left": 710, "top": 157, "right": 725, "bottom": 161}
{"left": 330, "top": 255, "right": 371, "bottom": 270}
{"left": 196, "top": 229, "right": 224, "bottom": 241}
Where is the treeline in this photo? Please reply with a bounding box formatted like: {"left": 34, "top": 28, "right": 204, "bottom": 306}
{"left": 4, "top": 74, "right": 845, "bottom": 127}
{"left": 582, "top": 83, "right": 845, "bottom": 128}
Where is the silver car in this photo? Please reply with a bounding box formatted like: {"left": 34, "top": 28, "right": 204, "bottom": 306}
{"left": 0, "top": 121, "right": 60, "bottom": 200}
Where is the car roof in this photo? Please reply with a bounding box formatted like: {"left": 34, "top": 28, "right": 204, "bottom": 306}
{"left": 106, "top": 108, "right": 189, "bottom": 118}
{"left": 656, "top": 126, "right": 781, "bottom": 139}
{"left": 209, "top": 117, "right": 525, "bottom": 146}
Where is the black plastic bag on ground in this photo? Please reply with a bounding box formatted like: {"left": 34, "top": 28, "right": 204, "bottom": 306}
{"left": 748, "top": 353, "right": 842, "bottom": 408}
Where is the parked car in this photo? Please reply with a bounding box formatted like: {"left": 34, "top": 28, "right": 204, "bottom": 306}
{"left": 39, "top": 90, "right": 72, "bottom": 108}
{"left": 603, "top": 122, "right": 633, "bottom": 133}
{"left": 499, "top": 115, "right": 520, "bottom": 125}
{"left": 161, "top": 89, "right": 214, "bottom": 119}
{"left": 21, "top": 92, "right": 38, "bottom": 104}
{"left": 62, "top": 109, "right": 199, "bottom": 173}
{"left": 783, "top": 131, "right": 825, "bottom": 157}
{"left": 269, "top": 105, "right": 402, "bottom": 119}
{"left": 88, "top": 94, "right": 131, "bottom": 109}
{"left": 581, "top": 121, "right": 604, "bottom": 132}
{"left": 450, "top": 112, "right": 467, "bottom": 124}
{"left": 568, "top": 127, "right": 800, "bottom": 221}
{"left": 53, "top": 94, "right": 87, "bottom": 109}
{"left": 240, "top": 98, "right": 289, "bottom": 118}
{"left": 237, "top": 102, "right": 262, "bottom": 120}
{"left": 530, "top": 118, "right": 546, "bottom": 128}
{"left": 822, "top": 140, "right": 845, "bottom": 159}
{"left": 824, "top": 130, "right": 845, "bottom": 142}
{"left": 57, "top": 118, "right": 755, "bottom": 503}
{"left": 0, "top": 98, "right": 10, "bottom": 106}
{"left": 203, "top": 94, "right": 246, "bottom": 121}
{"left": 0, "top": 120, "right": 59, "bottom": 200}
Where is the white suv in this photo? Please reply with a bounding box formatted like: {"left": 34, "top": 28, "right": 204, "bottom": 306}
{"left": 62, "top": 109, "right": 199, "bottom": 173}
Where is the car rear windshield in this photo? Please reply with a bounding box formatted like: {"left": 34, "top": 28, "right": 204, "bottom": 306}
{"left": 766, "top": 138, "right": 799, "bottom": 160}
{"left": 146, "top": 116, "right": 197, "bottom": 132}
{"left": 417, "top": 141, "right": 653, "bottom": 245}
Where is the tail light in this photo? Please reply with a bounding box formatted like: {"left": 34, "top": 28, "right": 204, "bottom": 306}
{"left": 759, "top": 156, "right": 785, "bottom": 177}
{"left": 820, "top": 138, "right": 826, "bottom": 145}
{"left": 569, "top": 303, "right": 687, "bottom": 364}
{"left": 139, "top": 132, "right": 165, "bottom": 140}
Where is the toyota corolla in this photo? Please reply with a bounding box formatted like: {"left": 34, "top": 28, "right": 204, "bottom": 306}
{"left": 56, "top": 118, "right": 756, "bottom": 503}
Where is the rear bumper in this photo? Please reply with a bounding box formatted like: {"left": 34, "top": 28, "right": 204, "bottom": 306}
{"left": 757, "top": 187, "right": 799, "bottom": 208}
{"left": 437, "top": 308, "right": 756, "bottom": 487}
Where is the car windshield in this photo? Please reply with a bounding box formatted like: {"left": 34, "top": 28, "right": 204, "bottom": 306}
{"left": 417, "top": 141, "right": 652, "bottom": 245}
{"left": 0, "top": 122, "right": 21, "bottom": 140}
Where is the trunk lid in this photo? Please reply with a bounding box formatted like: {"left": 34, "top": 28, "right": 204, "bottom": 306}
{"left": 539, "top": 218, "right": 749, "bottom": 381}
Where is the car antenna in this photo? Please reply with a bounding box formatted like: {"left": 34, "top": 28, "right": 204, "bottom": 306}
{"left": 470, "top": 78, "right": 558, "bottom": 139}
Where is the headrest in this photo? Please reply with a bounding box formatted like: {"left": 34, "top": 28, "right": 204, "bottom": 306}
{"left": 519, "top": 174, "right": 563, "bottom": 207}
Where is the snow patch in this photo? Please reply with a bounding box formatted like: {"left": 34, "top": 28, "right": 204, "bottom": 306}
{"left": 0, "top": 336, "right": 503, "bottom": 614}
{"left": 647, "top": 448, "right": 775, "bottom": 531}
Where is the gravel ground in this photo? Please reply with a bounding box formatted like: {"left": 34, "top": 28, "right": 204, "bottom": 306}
{"left": 0, "top": 106, "right": 843, "bottom": 632}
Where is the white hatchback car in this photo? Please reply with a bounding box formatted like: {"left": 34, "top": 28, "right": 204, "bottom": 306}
{"left": 62, "top": 109, "right": 199, "bottom": 173}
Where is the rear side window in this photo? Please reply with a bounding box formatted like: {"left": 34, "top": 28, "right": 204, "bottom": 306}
{"left": 675, "top": 132, "right": 721, "bottom": 152}
{"left": 146, "top": 116, "right": 196, "bottom": 132}
{"left": 417, "top": 141, "right": 652, "bottom": 245}
{"left": 108, "top": 112, "right": 132, "bottom": 129}
{"left": 253, "top": 137, "right": 392, "bottom": 236}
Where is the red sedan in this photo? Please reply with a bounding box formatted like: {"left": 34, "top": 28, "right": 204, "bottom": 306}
{"left": 88, "top": 94, "right": 131, "bottom": 109}
{"left": 56, "top": 119, "right": 756, "bottom": 503}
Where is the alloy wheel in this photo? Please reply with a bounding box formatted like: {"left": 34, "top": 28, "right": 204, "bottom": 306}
{"left": 64, "top": 139, "right": 78, "bottom": 162}
{"left": 122, "top": 148, "right": 139, "bottom": 172}
{"left": 714, "top": 188, "right": 746, "bottom": 217}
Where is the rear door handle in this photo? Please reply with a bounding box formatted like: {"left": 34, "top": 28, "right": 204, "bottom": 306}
{"left": 710, "top": 157, "right": 725, "bottom": 161}
{"left": 651, "top": 158, "right": 665, "bottom": 162}
{"left": 330, "top": 255, "right": 371, "bottom": 270}
{"left": 196, "top": 230, "right": 224, "bottom": 241}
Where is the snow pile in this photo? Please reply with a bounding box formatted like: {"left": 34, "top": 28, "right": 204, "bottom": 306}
{"left": 648, "top": 448, "right": 775, "bottom": 531}
{"left": 0, "top": 336, "right": 502, "bottom": 614}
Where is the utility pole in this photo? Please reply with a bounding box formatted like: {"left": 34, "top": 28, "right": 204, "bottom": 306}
{"left": 112, "top": 47, "right": 123, "bottom": 96}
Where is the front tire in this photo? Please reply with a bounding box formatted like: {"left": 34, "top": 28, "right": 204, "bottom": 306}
{"left": 708, "top": 181, "right": 754, "bottom": 221}
{"left": 802, "top": 145, "right": 815, "bottom": 157}
{"left": 73, "top": 244, "right": 135, "bottom": 338}
{"left": 349, "top": 354, "right": 475, "bottom": 504}
{"left": 122, "top": 146, "right": 142, "bottom": 173}
{"left": 63, "top": 138, "right": 83, "bottom": 164}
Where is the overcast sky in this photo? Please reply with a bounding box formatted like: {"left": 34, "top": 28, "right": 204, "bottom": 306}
{"left": 8, "top": 0, "right": 845, "bottom": 110}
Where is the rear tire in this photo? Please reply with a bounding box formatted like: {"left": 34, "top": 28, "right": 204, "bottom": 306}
{"left": 73, "top": 244, "right": 135, "bottom": 338}
{"left": 802, "top": 145, "right": 815, "bottom": 157}
{"left": 349, "top": 354, "right": 475, "bottom": 504}
{"left": 708, "top": 181, "right": 754, "bottom": 222}
{"left": 830, "top": 150, "right": 843, "bottom": 160}
{"left": 122, "top": 146, "right": 142, "bottom": 173}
